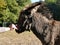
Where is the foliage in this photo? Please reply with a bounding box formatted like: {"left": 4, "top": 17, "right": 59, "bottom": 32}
{"left": 0, "top": 0, "right": 31, "bottom": 26}
{"left": 45, "top": 0, "right": 60, "bottom": 20}
{"left": 16, "top": 0, "right": 31, "bottom": 6}
{"left": 45, "top": 0, "right": 57, "bottom": 3}
{"left": 0, "top": 0, "right": 7, "bottom": 10}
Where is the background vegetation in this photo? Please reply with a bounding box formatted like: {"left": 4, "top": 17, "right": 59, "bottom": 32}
{"left": 45, "top": 0, "right": 60, "bottom": 20}
{"left": 0, "top": 0, "right": 31, "bottom": 26}
{"left": 0, "top": 0, "right": 60, "bottom": 26}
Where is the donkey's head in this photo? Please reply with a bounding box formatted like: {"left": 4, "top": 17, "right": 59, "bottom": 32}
{"left": 16, "top": 2, "right": 53, "bottom": 33}
{"left": 15, "top": 2, "right": 42, "bottom": 33}
{"left": 16, "top": 10, "right": 32, "bottom": 33}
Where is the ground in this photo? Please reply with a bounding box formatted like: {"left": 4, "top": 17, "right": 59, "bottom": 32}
{"left": 0, "top": 30, "right": 42, "bottom": 45}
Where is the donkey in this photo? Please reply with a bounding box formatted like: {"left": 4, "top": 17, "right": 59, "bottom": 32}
{"left": 16, "top": 2, "right": 60, "bottom": 45}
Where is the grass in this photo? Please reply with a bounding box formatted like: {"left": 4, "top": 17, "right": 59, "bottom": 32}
{"left": 0, "top": 30, "right": 42, "bottom": 45}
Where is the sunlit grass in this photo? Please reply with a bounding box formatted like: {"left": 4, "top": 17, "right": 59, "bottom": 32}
{"left": 0, "top": 30, "right": 42, "bottom": 45}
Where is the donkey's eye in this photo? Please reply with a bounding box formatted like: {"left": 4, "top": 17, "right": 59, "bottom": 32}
{"left": 25, "top": 15, "right": 28, "bottom": 18}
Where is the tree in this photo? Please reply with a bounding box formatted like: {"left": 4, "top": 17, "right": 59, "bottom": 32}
{"left": 0, "top": 0, "right": 7, "bottom": 26}
{"left": 45, "top": 0, "right": 57, "bottom": 3}
{"left": 45, "top": 0, "right": 60, "bottom": 20}
{"left": 5, "top": 0, "right": 31, "bottom": 23}
{"left": 0, "top": 0, "right": 7, "bottom": 10}
{"left": 16, "top": 0, "right": 31, "bottom": 6}
{"left": 0, "top": 0, "right": 31, "bottom": 26}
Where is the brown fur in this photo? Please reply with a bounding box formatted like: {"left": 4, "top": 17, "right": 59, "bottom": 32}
{"left": 16, "top": 2, "right": 60, "bottom": 45}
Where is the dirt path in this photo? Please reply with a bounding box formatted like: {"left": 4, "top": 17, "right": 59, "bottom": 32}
{"left": 0, "top": 30, "right": 42, "bottom": 45}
